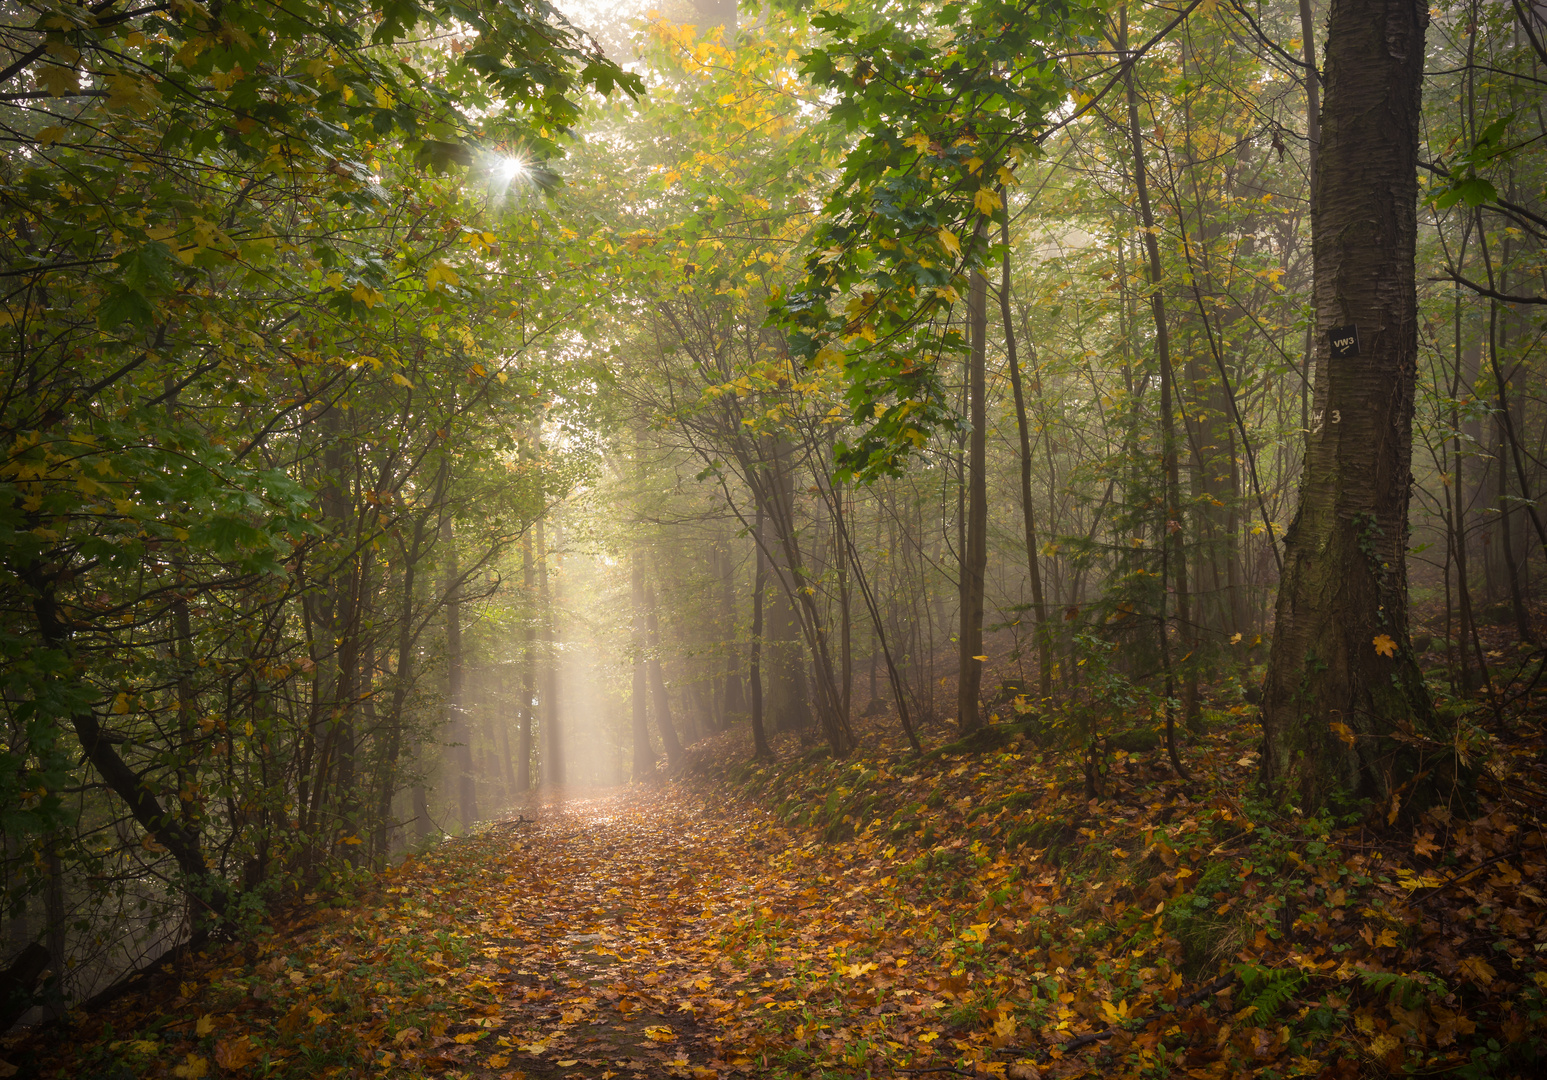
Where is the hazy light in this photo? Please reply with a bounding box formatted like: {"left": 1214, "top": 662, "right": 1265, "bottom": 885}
{"left": 496, "top": 156, "right": 529, "bottom": 183}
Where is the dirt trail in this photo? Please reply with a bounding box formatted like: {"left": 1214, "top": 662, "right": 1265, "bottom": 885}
{"left": 438, "top": 787, "right": 776, "bottom": 1078}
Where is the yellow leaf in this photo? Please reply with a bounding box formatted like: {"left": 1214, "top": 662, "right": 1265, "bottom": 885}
{"left": 960, "top": 922, "right": 991, "bottom": 944}
{"left": 971, "top": 655, "right": 988, "bottom": 662}
{"left": 1372, "top": 634, "right": 1397, "bottom": 657}
{"left": 644, "top": 1026, "right": 677, "bottom": 1042}
{"left": 936, "top": 228, "right": 961, "bottom": 257}
{"left": 487, "top": 1054, "right": 509, "bottom": 1068}
{"left": 453, "top": 1032, "right": 484, "bottom": 1044}
{"left": 557, "top": 1060, "right": 579, "bottom": 1068}
{"left": 37, "top": 64, "right": 79, "bottom": 97}
{"left": 919, "top": 1031, "right": 939, "bottom": 1043}
{"left": 1329, "top": 721, "right": 1356, "bottom": 747}
{"left": 974, "top": 187, "right": 1003, "bottom": 214}
{"left": 390, "top": 372, "right": 413, "bottom": 388}
{"left": 905, "top": 131, "right": 932, "bottom": 153}
{"left": 1459, "top": 956, "right": 1497, "bottom": 986}
{"left": 171, "top": 1054, "right": 208, "bottom": 1079}
{"left": 195, "top": 1014, "right": 215, "bottom": 1037}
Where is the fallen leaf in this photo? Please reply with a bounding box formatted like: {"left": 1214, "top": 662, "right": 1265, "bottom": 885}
{"left": 213, "top": 1036, "right": 257, "bottom": 1071}
{"left": 172, "top": 1054, "right": 209, "bottom": 1079}
{"left": 1459, "top": 956, "right": 1497, "bottom": 986}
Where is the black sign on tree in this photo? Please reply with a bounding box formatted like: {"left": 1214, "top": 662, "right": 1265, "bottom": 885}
{"left": 1328, "top": 324, "right": 1359, "bottom": 358}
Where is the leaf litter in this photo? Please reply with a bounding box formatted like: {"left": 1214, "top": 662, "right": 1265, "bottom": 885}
{"left": 5, "top": 704, "right": 1547, "bottom": 1079}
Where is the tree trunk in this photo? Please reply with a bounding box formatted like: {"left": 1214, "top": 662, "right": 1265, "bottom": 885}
{"left": 718, "top": 542, "right": 745, "bottom": 723}
{"left": 644, "top": 581, "right": 686, "bottom": 768}
{"left": 1260, "top": 0, "right": 1454, "bottom": 813}
{"left": 443, "top": 517, "right": 478, "bottom": 829}
{"left": 518, "top": 529, "right": 536, "bottom": 792}
{"left": 1121, "top": 44, "right": 1198, "bottom": 732}
{"left": 536, "top": 517, "right": 564, "bottom": 786}
{"left": 631, "top": 554, "right": 656, "bottom": 779}
{"left": 999, "top": 213, "right": 1052, "bottom": 700}
{"left": 749, "top": 502, "right": 772, "bottom": 760}
{"left": 956, "top": 256, "right": 989, "bottom": 734}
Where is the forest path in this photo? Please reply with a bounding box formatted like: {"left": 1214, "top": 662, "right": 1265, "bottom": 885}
{"left": 429, "top": 785, "right": 783, "bottom": 1079}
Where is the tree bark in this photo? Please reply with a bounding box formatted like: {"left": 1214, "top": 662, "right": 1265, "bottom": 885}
{"left": 443, "top": 517, "right": 478, "bottom": 829}
{"left": 749, "top": 501, "right": 772, "bottom": 760}
{"left": 644, "top": 581, "right": 686, "bottom": 768}
{"left": 956, "top": 255, "right": 989, "bottom": 734}
{"left": 630, "top": 554, "right": 656, "bottom": 779}
{"left": 1122, "top": 32, "right": 1198, "bottom": 737}
{"left": 536, "top": 517, "right": 564, "bottom": 786}
{"left": 1000, "top": 213, "right": 1052, "bottom": 699}
{"left": 518, "top": 529, "right": 536, "bottom": 792}
{"left": 1260, "top": 0, "right": 1453, "bottom": 812}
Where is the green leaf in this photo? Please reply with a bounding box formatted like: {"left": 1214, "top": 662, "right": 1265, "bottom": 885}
{"left": 97, "top": 285, "right": 155, "bottom": 330}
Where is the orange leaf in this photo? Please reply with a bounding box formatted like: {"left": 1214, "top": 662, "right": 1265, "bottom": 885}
{"left": 1372, "top": 634, "right": 1397, "bottom": 657}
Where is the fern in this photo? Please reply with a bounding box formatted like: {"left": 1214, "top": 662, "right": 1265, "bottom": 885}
{"left": 1356, "top": 968, "right": 1448, "bottom": 1009}
{"left": 1234, "top": 963, "right": 1306, "bottom": 1022}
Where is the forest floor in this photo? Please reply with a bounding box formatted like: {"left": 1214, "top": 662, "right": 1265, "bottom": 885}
{"left": 6, "top": 634, "right": 1547, "bottom": 1080}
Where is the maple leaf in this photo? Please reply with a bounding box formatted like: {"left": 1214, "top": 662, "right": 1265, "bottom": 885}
{"left": 213, "top": 1037, "right": 257, "bottom": 1071}
{"left": 1458, "top": 956, "right": 1496, "bottom": 986}
{"left": 1413, "top": 832, "right": 1438, "bottom": 858}
{"left": 1372, "top": 633, "right": 1397, "bottom": 657}
{"left": 1329, "top": 721, "right": 1357, "bottom": 747}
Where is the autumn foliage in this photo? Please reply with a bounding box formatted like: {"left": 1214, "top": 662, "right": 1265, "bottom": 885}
{"left": 6, "top": 690, "right": 1545, "bottom": 1079}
